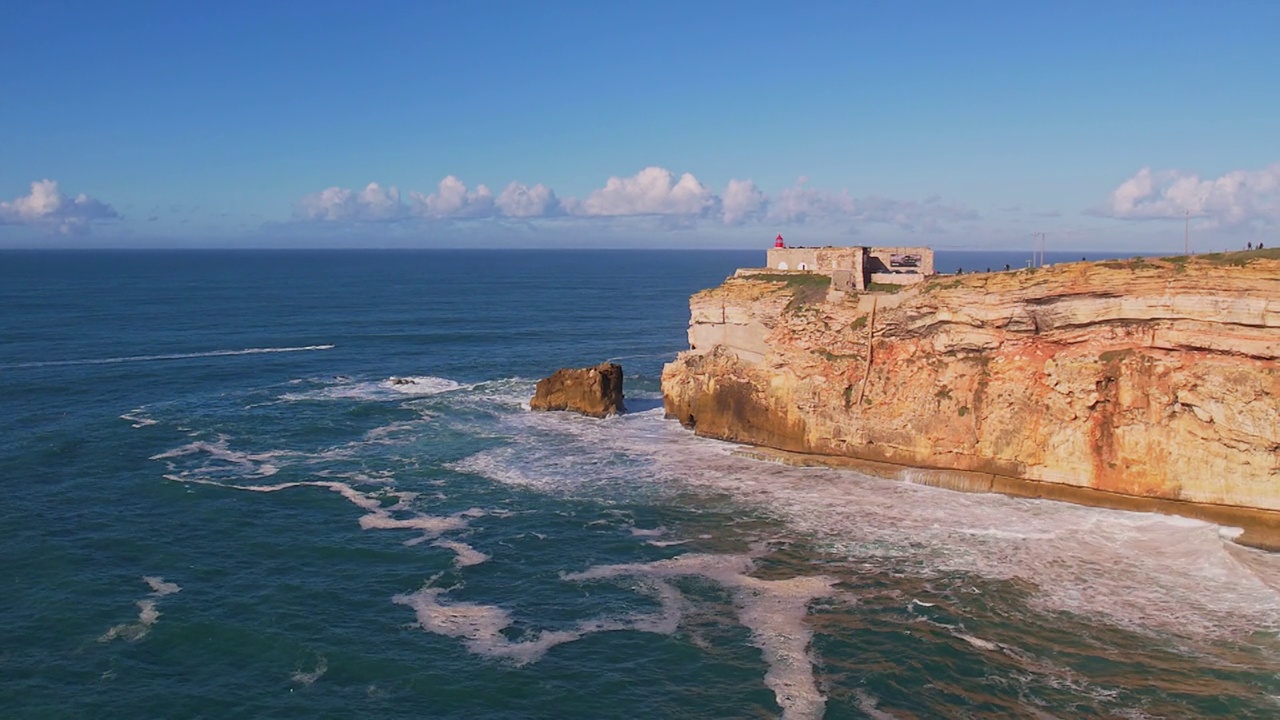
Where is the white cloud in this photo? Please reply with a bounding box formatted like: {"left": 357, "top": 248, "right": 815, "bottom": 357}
{"left": 0, "top": 179, "right": 118, "bottom": 232}
{"left": 721, "top": 179, "right": 766, "bottom": 224}
{"left": 1099, "top": 164, "right": 1280, "bottom": 226}
{"left": 409, "top": 176, "right": 495, "bottom": 218}
{"left": 767, "top": 180, "right": 855, "bottom": 223}
{"left": 297, "top": 182, "right": 405, "bottom": 222}
{"left": 569, "top": 166, "right": 714, "bottom": 217}
{"left": 495, "top": 181, "right": 560, "bottom": 217}
{"left": 764, "top": 180, "right": 975, "bottom": 230}
{"left": 290, "top": 168, "right": 975, "bottom": 234}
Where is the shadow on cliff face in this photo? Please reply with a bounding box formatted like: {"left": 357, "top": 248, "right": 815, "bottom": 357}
{"left": 670, "top": 375, "right": 810, "bottom": 454}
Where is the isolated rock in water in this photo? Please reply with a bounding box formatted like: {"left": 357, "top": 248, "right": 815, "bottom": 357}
{"left": 530, "top": 363, "right": 625, "bottom": 418}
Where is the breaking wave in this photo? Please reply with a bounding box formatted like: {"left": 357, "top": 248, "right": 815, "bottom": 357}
{"left": 449, "top": 400, "right": 1280, "bottom": 641}
{"left": 279, "top": 375, "right": 467, "bottom": 402}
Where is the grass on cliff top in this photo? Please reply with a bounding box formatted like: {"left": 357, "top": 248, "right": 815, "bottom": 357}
{"left": 865, "top": 282, "right": 907, "bottom": 294}
{"left": 742, "top": 272, "right": 833, "bottom": 289}
{"left": 1098, "top": 248, "right": 1280, "bottom": 272}
{"left": 1097, "top": 257, "right": 1153, "bottom": 270}
{"left": 1193, "top": 247, "right": 1280, "bottom": 266}
{"left": 741, "top": 272, "right": 907, "bottom": 296}
{"left": 739, "top": 272, "right": 832, "bottom": 312}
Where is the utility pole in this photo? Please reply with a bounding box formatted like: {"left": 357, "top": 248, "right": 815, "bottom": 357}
{"left": 1184, "top": 209, "right": 1190, "bottom": 255}
{"left": 1031, "top": 232, "right": 1046, "bottom": 267}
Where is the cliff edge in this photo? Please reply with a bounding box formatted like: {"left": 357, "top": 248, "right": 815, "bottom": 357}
{"left": 662, "top": 252, "right": 1280, "bottom": 544}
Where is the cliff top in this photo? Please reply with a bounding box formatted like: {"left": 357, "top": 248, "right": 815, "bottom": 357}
{"left": 705, "top": 250, "right": 1280, "bottom": 305}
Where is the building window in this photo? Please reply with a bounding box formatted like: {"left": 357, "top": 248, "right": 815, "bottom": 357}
{"left": 777, "top": 261, "right": 789, "bottom": 270}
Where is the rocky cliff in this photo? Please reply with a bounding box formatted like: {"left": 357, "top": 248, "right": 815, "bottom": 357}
{"left": 662, "top": 253, "right": 1280, "bottom": 543}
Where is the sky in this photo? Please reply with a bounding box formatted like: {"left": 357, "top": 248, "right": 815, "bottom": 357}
{"left": 1, "top": 0, "right": 1278, "bottom": 250}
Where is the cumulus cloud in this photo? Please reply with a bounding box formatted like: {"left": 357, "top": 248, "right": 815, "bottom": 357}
{"left": 1098, "top": 164, "right": 1280, "bottom": 226}
{"left": 409, "top": 176, "right": 495, "bottom": 218}
{"left": 495, "top": 181, "right": 560, "bottom": 218}
{"left": 291, "top": 167, "right": 976, "bottom": 233}
{"left": 0, "top": 179, "right": 118, "bottom": 232}
{"left": 569, "top": 166, "right": 714, "bottom": 217}
{"left": 297, "top": 182, "right": 405, "bottom": 222}
{"left": 721, "top": 179, "right": 766, "bottom": 224}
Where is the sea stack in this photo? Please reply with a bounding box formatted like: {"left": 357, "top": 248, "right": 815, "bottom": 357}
{"left": 531, "top": 362, "right": 626, "bottom": 418}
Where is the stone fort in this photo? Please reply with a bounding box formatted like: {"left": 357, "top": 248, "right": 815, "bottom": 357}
{"left": 765, "top": 244, "right": 935, "bottom": 292}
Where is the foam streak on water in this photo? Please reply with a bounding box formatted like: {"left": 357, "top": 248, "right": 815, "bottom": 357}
{"left": 455, "top": 404, "right": 1280, "bottom": 641}
{"left": 431, "top": 539, "right": 490, "bottom": 568}
{"left": 567, "top": 554, "right": 838, "bottom": 720}
{"left": 165, "top": 476, "right": 476, "bottom": 550}
{"left": 119, "top": 408, "right": 158, "bottom": 428}
{"left": 394, "top": 585, "right": 585, "bottom": 666}
{"left": 4, "top": 344, "right": 335, "bottom": 369}
{"left": 99, "top": 576, "right": 182, "bottom": 643}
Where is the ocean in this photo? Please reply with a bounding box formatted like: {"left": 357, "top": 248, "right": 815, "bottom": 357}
{"left": 3, "top": 249, "right": 1279, "bottom": 719}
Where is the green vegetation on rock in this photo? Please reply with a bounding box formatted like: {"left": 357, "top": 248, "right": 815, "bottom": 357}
{"left": 744, "top": 273, "right": 832, "bottom": 288}
{"left": 865, "top": 282, "right": 906, "bottom": 294}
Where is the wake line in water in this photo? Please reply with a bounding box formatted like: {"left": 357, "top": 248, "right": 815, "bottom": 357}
{"left": 602, "top": 350, "right": 681, "bottom": 364}
{"left": 3, "top": 344, "right": 335, "bottom": 369}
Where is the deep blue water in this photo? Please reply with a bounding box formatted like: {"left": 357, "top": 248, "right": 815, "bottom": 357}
{"left": 3, "top": 249, "right": 1280, "bottom": 719}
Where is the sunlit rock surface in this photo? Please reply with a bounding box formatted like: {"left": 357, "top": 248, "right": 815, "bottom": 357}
{"left": 663, "top": 253, "right": 1280, "bottom": 543}
{"left": 531, "top": 362, "right": 626, "bottom": 418}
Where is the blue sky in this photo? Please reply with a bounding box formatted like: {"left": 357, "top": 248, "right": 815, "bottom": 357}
{"left": 2, "top": 0, "right": 1277, "bottom": 249}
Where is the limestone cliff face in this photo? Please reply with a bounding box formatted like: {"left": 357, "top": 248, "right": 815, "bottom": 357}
{"left": 663, "top": 256, "right": 1280, "bottom": 511}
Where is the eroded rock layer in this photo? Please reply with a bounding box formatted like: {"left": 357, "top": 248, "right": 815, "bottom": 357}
{"left": 662, "top": 254, "right": 1280, "bottom": 518}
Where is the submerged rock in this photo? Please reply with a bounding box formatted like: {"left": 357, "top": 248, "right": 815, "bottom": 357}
{"left": 530, "top": 363, "right": 625, "bottom": 418}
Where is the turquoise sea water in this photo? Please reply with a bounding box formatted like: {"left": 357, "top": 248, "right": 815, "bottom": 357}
{"left": 3, "top": 249, "right": 1280, "bottom": 719}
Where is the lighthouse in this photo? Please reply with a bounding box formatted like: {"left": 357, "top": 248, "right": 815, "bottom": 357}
{"left": 774, "top": 233, "right": 785, "bottom": 248}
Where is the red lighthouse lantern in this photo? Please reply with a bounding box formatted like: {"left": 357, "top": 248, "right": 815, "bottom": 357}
{"left": 774, "top": 234, "right": 785, "bottom": 248}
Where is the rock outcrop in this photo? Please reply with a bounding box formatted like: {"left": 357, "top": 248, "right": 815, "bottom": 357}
{"left": 531, "top": 363, "right": 626, "bottom": 418}
{"left": 662, "top": 254, "right": 1280, "bottom": 544}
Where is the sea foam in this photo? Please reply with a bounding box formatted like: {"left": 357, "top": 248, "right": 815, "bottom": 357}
{"left": 451, "top": 397, "right": 1280, "bottom": 640}
{"left": 291, "top": 656, "right": 329, "bottom": 687}
{"left": 99, "top": 576, "right": 182, "bottom": 643}
{"left": 6, "top": 344, "right": 334, "bottom": 369}
{"left": 279, "top": 375, "right": 466, "bottom": 403}
{"left": 119, "top": 408, "right": 158, "bottom": 428}
{"left": 167, "top": 476, "right": 477, "bottom": 550}
{"left": 566, "top": 553, "right": 837, "bottom": 720}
